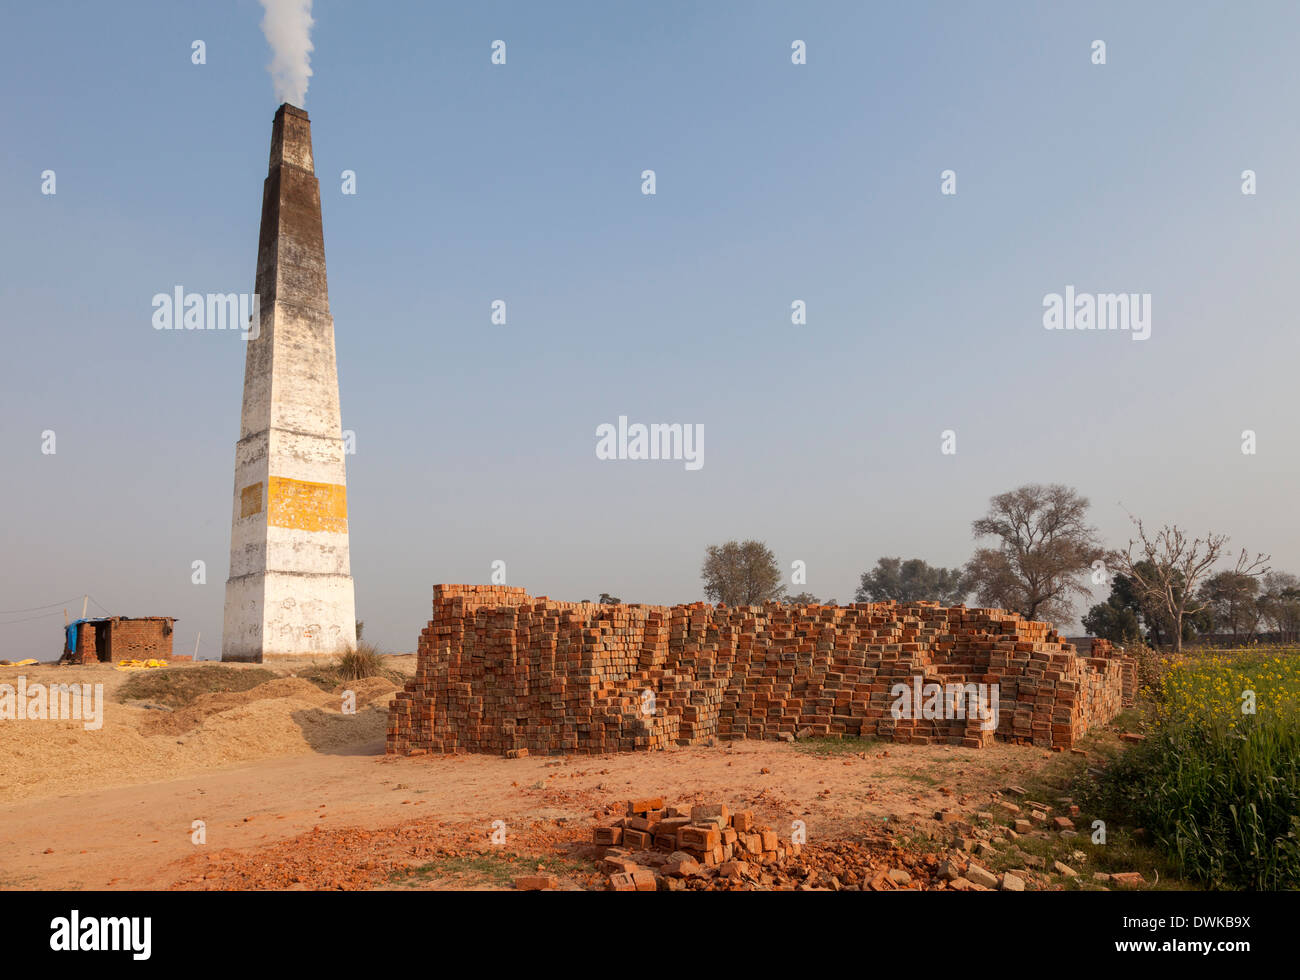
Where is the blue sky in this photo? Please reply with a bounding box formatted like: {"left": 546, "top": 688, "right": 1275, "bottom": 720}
{"left": 2, "top": 1, "right": 1297, "bottom": 658}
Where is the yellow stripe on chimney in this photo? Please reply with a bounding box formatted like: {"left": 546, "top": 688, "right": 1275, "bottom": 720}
{"left": 267, "top": 476, "right": 348, "bottom": 533}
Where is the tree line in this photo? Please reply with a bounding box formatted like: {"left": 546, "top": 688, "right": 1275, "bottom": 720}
{"left": 693, "top": 483, "right": 1272, "bottom": 652}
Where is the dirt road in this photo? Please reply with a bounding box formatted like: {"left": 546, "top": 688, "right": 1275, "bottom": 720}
{"left": 0, "top": 735, "right": 1058, "bottom": 889}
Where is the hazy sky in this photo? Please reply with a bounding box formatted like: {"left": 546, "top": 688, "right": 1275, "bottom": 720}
{"left": 2, "top": 1, "right": 1297, "bottom": 659}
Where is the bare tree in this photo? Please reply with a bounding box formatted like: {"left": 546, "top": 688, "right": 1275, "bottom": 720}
{"left": 965, "top": 483, "right": 1103, "bottom": 623}
{"left": 1110, "top": 519, "right": 1269, "bottom": 652}
{"left": 701, "top": 540, "right": 785, "bottom": 606}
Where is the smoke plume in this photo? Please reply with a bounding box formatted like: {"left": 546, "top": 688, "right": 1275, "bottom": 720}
{"left": 258, "top": 0, "right": 314, "bottom": 107}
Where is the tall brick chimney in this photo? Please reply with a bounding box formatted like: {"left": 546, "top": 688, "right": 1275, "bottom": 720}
{"left": 222, "top": 103, "right": 357, "bottom": 662}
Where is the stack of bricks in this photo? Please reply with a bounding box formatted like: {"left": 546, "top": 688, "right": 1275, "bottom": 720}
{"left": 596, "top": 797, "right": 797, "bottom": 888}
{"left": 64, "top": 627, "right": 99, "bottom": 665}
{"left": 1085, "top": 637, "right": 1138, "bottom": 706}
{"left": 387, "top": 586, "right": 1136, "bottom": 756}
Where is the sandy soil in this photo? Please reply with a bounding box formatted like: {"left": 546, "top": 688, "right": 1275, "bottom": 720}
{"left": 0, "top": 718, "right": 1060, "bottom": 889}
{"left": 0, "top": 654, "right": 1107, "bottom": 891}
{"left": 0, "top": 658, "right": 413, "bottom": 805}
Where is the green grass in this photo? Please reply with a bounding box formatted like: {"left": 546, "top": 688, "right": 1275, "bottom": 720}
{"left": 962, "top": 724, "right": 1191, "bottom": 891}
{"left": 897, "top": 771, "right": 942, "bottom": 787}
{"left": 791, "top": 735, "right": 882, "bottom": 757}
{"left": 902, "top": 831, "right": 952, "bottom": 855}
{"left": 389, "top": 854, "right": 520, "bottom": 888}
{"left": 979, "top": 812, "right": 1190, "bottom": 892}
{"left": 116, "top": 665, "right": 277, "bottom": 708}
{"left": 1089, "top": 648, "right": 1300, "bottom": 890}
{"left": 387, "top": 852, "right": 596, "bottom": 889}
{"left": 1096, "top": 721, "right": 1300, "bottom": 889}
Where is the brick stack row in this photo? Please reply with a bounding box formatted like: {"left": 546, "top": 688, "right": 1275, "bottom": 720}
{"left": 387, "top": 586, "right": 1136, "bottom": 756}
{"left": 1085, "top": 637, "right": 1138, "bottom": 706}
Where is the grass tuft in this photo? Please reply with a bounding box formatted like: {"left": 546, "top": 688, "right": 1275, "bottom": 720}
{"left": 334, "top": 641, "right": 385, "bottom": 682}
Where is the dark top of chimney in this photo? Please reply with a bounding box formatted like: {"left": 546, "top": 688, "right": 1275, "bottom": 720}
{"left": 268, "top": 103, "right": 314, "bottom": 175}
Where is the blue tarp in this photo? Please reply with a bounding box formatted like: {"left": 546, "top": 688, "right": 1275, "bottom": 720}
{"left": 65, "top": 618, "right": 93, "bottom": 657}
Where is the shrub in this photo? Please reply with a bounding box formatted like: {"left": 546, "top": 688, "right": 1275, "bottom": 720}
{"left": 335, "top": 641, "right": 384, "bottom": 681}
{"left": 1123, "top": 641, "right": 1167, "bottom": 701}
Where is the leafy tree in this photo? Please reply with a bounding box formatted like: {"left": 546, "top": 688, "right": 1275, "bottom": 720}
{"left": 1083, "top": 562, "right": 1225, "bottom": 648}
{"left": 598, "top": 593, "right": 621, "bottom": 605}
{"left": 1081, "top": 583, "right": 1143, "bottom": 644}
{"left": 1081, "top": 600, "right": 1142, "bottom": 645}
{"left": 1198, "top": 571, "right": 1261, "bottom": 639}
{"left": 783, "top": 591, "right": 821, "bottom": 605}
{"left": 1258, "top": 572, "right": 1300, "bottom": 642}
{"left": 854, "top": 557, "right": 967, "bottom": 605}
{"left": 964, "top": 483, "right": 1103, "bottom": 623}
{"left": 1086, "top": 563, "right": 1212, "bottom": 647}
{"left": 701, "top": 540, "right": 785, "bottom": 606}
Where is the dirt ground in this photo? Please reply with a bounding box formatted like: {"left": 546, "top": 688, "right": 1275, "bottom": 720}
{"left": 0, "top": 656, "right": 1087, "bottom": 890}
{"left": 0, "top": 657, "right": 412, "bottom": 805}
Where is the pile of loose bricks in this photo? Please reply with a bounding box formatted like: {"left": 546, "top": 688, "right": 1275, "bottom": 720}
{"left": 387, "top": 585, "right": 1136, "bottom": 756}
{"left": 597, "top": 797, "right": 796, "bottom": 889}
{"left": 514, "top": 795, "right": 943, "bottom": 891}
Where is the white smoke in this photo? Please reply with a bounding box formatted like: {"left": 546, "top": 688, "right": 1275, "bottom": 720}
{"left": 258, "top": 0, "right": 314, "bottom": 107}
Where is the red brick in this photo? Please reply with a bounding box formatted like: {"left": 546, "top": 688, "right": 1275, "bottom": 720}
{"left": 513, "top": 874, "right": 558, "bottom": 891}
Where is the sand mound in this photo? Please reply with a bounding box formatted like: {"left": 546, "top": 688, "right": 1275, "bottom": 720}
{"left": 143, "top": 677, "right": 335, "bottom": 736}
{"left": 0, "top": 670, "right": 401, "bottom": 805}
{"left": 341, "top": 675, "right": 401, "bottom": 704}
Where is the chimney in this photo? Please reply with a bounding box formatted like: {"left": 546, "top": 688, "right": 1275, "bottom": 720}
{"left": 222, "top": 104, "right": 357, "bottom": 662}
{"left": 268, "top": 103, "right": 314, "bottom": 173}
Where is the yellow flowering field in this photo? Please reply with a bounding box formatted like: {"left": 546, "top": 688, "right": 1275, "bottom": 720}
{"left": 1146, "top": 647, "right": 1300, "bottom": 731}
{"left": 1113, "top": 645, "right": 1300, "bottom": 888}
